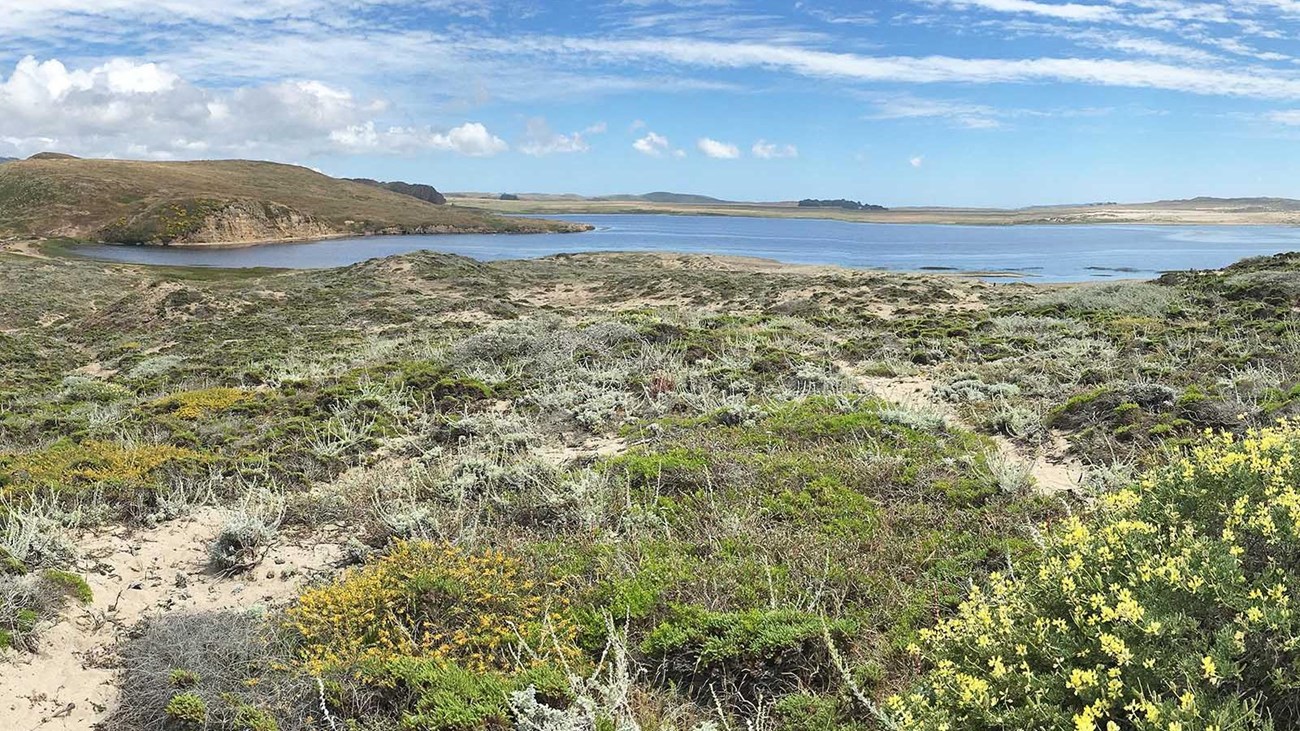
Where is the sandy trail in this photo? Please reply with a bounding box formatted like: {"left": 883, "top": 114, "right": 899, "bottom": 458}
{"left": 0, "top": 508, "right": 344, "bottom": 731}
{"left": 855, "top": 372, "right": 1085, "bottom": 494}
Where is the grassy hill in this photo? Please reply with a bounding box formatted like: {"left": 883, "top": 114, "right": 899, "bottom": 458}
{"left": 0, "top": 156, "right": 587, "bottom": 245}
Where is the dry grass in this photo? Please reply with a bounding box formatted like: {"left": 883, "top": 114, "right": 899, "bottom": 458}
{"left": 0, "top": 157, "right": 583, "bottom": 242}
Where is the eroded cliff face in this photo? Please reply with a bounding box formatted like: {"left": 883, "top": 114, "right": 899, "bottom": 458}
{"left": 94, "top": 196, "right": 589, "bottom": 245}
{"left": 181, "top": 201, "right": 336, "bottom": 244}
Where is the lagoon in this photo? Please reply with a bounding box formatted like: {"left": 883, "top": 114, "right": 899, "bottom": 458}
{"left": 69, "top": 214, "right": 1300, "bottom": 282}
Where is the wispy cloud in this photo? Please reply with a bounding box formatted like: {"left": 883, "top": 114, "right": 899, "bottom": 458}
{"left": 752, "top": 139, "right": 798, "bottom": 158}
{"left": 922, "top": 0, "right": 1118, "bottom": 22}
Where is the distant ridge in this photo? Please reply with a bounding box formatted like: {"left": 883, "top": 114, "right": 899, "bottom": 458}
{"left": 599, "top": 192, "right": 730, "bottom": 204}
{"left": 1138, "top": 196, "right": 1300, "bottom": 211}
{"left": 0, "top": 155, "right": 586, "bottom": 245}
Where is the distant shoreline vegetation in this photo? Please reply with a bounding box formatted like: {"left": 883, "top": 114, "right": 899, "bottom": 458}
{"left": 797, "top": 198, "right": 887, "bottom": 211}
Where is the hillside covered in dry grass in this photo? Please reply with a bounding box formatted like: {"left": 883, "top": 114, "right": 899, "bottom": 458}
{"left": 0, "top": 155, "right": 587, "bottom": 245}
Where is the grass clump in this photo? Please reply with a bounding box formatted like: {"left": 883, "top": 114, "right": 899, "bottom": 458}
{"left": 888, "top": 421, "right": 1300, "bottom": 730}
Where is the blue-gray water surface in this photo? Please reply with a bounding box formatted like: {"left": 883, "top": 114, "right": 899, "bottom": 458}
{"left": 69, "top": 214, "right": 1300, "bottom": 282}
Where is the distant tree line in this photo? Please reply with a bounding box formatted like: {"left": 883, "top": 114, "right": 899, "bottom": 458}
{"left": 797, "top": 199, "right": 887, "bottom": 211}
{"left": 500, "top": 194, "right": 520, "bottom": 201}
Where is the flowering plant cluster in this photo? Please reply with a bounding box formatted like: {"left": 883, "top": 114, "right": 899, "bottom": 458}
{"left": 890, "top": 423, "right": 1300, "bottom": 730}
{"left": 288, "top": 540, "right": 581, "bottom": 676}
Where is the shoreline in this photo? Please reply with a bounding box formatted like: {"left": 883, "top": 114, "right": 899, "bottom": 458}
{"left": 35, "top": 239, "right": 1158, "bottom": 286}
{"left": 458, "top": 199, "right": 1300, "bottom": 228}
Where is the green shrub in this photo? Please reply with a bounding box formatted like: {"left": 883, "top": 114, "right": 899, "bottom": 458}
{"left": 643, "top": 606, "right": 854, "bottom": 699}
{"left": 888, "top": 423, "right": 1300, "bottom": 730}
{"left": 167, "top": 669, "right": 200, "bottom": 689}
{"left": 232, "top": 704, "right": 280, "bottom": 731}
{"left": 40, "top": 569, "right": 92, "bottom": 603}
{"left": 370, "top": 657, "right": 569, "bottom": 731}
{"left": 164, "top": 692, "right": 206, "bottom": 726}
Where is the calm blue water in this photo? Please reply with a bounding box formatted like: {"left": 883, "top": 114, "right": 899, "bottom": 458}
{"left": 69, "top": 214, "right": 1300, "bottom": 282}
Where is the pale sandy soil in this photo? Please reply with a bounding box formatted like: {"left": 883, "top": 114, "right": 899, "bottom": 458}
{"left": 853, "top": 372, "right": 1085, "bottom": 495}
{"left": 0, "top": 240, "right": 51, "bottom": 259}
{"left": 0, "top": 509, "right": 345, "bottom": 731}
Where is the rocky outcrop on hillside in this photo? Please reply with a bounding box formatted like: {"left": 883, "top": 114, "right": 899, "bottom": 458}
{"left": 348, "top": 178, "right": 447, "bottom": 205}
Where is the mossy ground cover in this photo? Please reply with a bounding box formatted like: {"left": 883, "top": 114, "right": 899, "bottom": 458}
{"left": 3, "top": 248, "right": 1300, "bottom": 730}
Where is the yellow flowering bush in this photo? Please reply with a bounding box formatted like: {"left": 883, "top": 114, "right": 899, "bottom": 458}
{"left": 288, "top": 540, "right": 581, "bottom": 676}
{"left": 152, "top": 387, "right": 253, "bottom": 419}
{"left": 890, "top": 422, "right": 1300, "bottom": 730}
{"left": 0, "top": 439, "right": 207, "bottom": 496}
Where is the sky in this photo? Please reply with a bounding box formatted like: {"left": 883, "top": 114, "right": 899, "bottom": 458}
{"left": 4, "top": 1, "right": 1300, "bottom": 207}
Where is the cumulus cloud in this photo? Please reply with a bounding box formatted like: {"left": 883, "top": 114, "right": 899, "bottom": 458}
{"left": 329, "top": 121, "right": 508, "bottom": 156}
{"left": 910, "top": 155, "right": 925, "bottom": 168}
{"left": 697, "top": 137, "right": 740, "bottom": 158}
{"left": 632, "top": 130, "right": 671, "bottom": 156}
{"left": 518, "top": 117, "right": 589, "bottom": 156}
{"left": 751, "top": 140, "right": 798, "bottom": 158}
{"left": 0, "top": 55, "right": 505, "bottom": 159}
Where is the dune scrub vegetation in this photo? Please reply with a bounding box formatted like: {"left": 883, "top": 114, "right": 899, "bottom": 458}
{"left": 2, "top": 242, "right": 1300, "bottom": 730}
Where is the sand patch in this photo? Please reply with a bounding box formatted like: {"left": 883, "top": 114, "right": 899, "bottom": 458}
{"left": 0, "top": 508, "right": 344, "bottom": 730}
{"left": 855, "top": 371, "right": 1085, "bottom": 495}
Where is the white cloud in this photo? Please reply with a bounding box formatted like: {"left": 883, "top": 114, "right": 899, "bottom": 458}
{"left": 867, "top": 94, "right": 1005, "bottom": 128}
{"left": 431, "top": 122, "right": 509, "bottom": 156}
{"left": 584, "top": 121, "right": 608, "bottom": 134}
{"left": 697, "top": 137, "right": 741, "bottom": 158}
{"left": 0, "top": 55, "right": 506, "bottom": 159}
{"left": 518, "top": 117, "right": 588, "bottom": 156}
{"left": 1265, "top": 109, "right": 1300, "bottom": 125}
{"left": 910, "top": 155, "right": 925, "bottom": 168}
{"left": 633, "top": 130, "right": 671, "bottom": 156}
{"left": 542, "top": 37, "right": 1300, "bottom": 101}
{"left": 751, "top": 140, "right": 798, "bottom": 158}
{"left": 925, "top": 0, "right": 1118, "bottom": 22}
{"left": 328, "top": 121, "right": 508, "bottom": 156}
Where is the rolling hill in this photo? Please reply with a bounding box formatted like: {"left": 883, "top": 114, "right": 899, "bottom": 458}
{"left": 0, "top": 155, "right": 587, "bottom": 245}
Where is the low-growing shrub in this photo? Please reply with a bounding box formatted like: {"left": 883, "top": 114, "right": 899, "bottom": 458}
{"left": 152, "top": 387, "right": 253, "bottom": 419}
{"left": 288, "top": 540, "right": 582, "bottom": 675}
{"left": 0, "top": 569, "right": 93, "bottom": 652}
{"left": 643, "top": 606, "right": 854, "bottom": 701}
{"left": 888, "top": 422, "right": 1300, "bottom": 730}
{"left": 114, "top": 611, "right": 314, "bottom": 731}
{"left": 287, "top": 541, "right": 584, "bottom": 730}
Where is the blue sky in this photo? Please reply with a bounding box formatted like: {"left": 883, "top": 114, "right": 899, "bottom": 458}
{"left": 4, "top": 1, "right": 1300, "bottom": 206}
